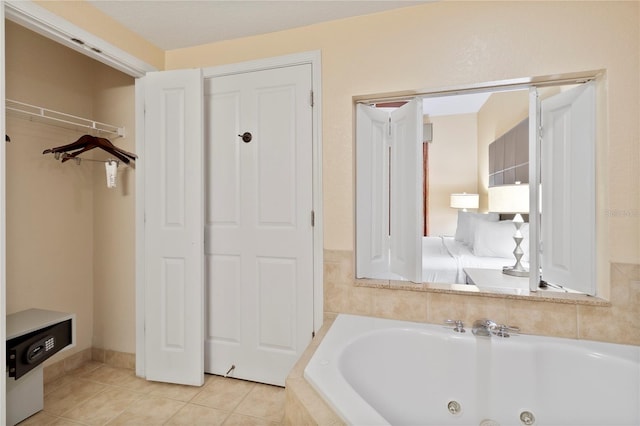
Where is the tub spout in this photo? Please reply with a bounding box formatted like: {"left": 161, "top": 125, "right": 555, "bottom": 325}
{"left": 472, "top": 319, "right": 519, "bottom": 338}
{"left": 472, "top": 319, "right": 496, "bottom": 337}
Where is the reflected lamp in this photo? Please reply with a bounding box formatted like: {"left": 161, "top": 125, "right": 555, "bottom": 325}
{"left": 488, "top": 184, "right": 529, "bottom": 277}
{"left": 450, "top": 193, "right": 479, "bottom": 212}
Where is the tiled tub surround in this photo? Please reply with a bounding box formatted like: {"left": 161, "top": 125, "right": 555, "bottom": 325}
{"left": 283, "top": 253, "right": 639, "bottom": 424}
{"left": 324, "top": 250, "right": 640, "bottom": 346}
{"left": 304, "top": 314, "right": 640, "bottom": 425}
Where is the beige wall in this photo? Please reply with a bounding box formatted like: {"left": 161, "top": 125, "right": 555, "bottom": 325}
{"left": 5, "top": 21, "right": 136, "bottom": 358}
{"left": 428, "top": 113, "right": 478, "bottom": 236}
{"left": 91, "top": 64, "right": 137, "bottom": 353}
{"left": 164, "top": 1, "right": 639, "bottom": 266}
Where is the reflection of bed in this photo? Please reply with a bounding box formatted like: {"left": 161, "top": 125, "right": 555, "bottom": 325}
{"left": 422, "top": 236, "right": 512, "bottom": 284}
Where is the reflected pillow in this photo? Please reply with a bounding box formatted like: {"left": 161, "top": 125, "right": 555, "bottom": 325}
{"left": 454, "top": 211, "right": 499, "bottom": 246}
{"left": 473, "top": 220, "right": 530, "bottom": 260}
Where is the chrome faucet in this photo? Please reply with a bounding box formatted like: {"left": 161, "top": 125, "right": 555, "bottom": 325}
{"left": 472, "top": 319, "right": 519, "bottom": 338}
{"left": 472, "top": 319, "right": 496, "bottom": 336}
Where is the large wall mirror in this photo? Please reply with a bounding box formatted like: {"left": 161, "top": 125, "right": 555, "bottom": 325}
{"left": 355, "top": 71, "right": 606, "bottom": 298}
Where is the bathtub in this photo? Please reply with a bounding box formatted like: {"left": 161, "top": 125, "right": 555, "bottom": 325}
{"left": 304, "top": 314, "right": 640, "bottom": 426}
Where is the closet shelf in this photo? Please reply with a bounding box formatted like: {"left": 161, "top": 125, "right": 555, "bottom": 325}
{"left": 5, "top": 99, "right": 125, "bottom": 138}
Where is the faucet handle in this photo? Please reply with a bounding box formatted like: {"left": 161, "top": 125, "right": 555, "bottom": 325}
{"left": 444, "top": 319, "right": 466, "bottom": 333}
{"left": 492, "top": 324, "right": 520, "bottom": 338}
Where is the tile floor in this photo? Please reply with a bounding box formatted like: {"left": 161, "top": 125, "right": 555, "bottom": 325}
{"left": 19, "top": 362, "right": 285, "bottom": 425}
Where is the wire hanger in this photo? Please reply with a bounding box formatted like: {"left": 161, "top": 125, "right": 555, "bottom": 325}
{"left": 43, "top": 134, "right": 137, "bottom": 164}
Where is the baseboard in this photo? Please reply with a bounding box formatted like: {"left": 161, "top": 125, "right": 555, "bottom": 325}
{"left": 43, "top": 347, "right": 135, "bottom": 384}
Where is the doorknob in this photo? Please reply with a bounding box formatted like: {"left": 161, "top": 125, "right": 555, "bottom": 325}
{"left": 238, "top": 132, "right": 252, "bottom": 143}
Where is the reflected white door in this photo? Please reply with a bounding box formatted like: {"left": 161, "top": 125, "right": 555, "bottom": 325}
{"left": 355, "top": 104, "right": 393, "bottom": 279}
{"left": 389, "top": 100, "right": 423, "bottom": 283}
{"left": 355, "top": 101, "right": 423, "bottom": 282}
{"left": 540, "top": 82, "right": 596, "bottom": 294}
{"left": 204, "top": 64, "right": 314, "bottom": 386}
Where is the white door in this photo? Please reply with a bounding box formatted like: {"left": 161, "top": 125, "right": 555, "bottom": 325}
{"left": 204, "top": 64, "right": 314, "bottom": 386}
{"left": 141, "top": 69, "right": 205, "bottom": 386}
{"left": 355, "top": 101, "right": 423, "bottom": 282}
{"left": 355, "top": 104, "right": 393, "bottom": 279}
{"left": 389, "top": 100, "right": 423, "bottom": 283}
{"left": 540, "top": 82, "right": 596, "bottom": 294}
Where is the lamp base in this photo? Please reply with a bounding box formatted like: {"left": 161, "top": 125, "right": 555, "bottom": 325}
{"left": 502, "top": 265, "right": 529, "bottom": 277}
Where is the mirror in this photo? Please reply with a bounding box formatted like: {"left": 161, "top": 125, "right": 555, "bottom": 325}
{"left": 355, "top": 72, "right": 602, "bottom": 297}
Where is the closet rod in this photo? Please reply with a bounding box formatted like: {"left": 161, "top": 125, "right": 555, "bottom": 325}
{"left": 5, "top": 99, "right": 125, "bottom": 138}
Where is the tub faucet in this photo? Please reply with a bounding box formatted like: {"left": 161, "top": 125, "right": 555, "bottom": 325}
{"left": 472, "top": 319, "right": 496, "bottom": 336}
{"left": 472, "top": 319, "right": 520, "bottom": 338}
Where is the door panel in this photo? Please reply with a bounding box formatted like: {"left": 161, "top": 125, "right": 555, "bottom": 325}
{"left": 390, "top": 100, "right": 423, "bottom": 283}
{"left": 208, "top": 91, "right": 241, "bottom": 226}
{"left": 143, "top": 69, "right": 204, "bottom": 386}
{"left": 355, "top": 101, "right": 423, "bottom": 282}
{"left": 540, "top": 82, "right": 596, "bottom": 294}
{"left": 207, "top": 255, "right": 241, "bottom": 343}
{"left": 355, "top": 104, "right": 393, "bottom": 279}
{"left": 204, "top": 64, "right": 314, "bottom": 386}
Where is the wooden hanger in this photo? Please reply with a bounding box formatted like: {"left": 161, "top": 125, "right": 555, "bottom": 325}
{"left": 43, "top": 134, "right": 137, "bottom": 164}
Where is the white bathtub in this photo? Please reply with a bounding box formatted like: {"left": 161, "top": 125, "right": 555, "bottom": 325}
{"left": 304, "top": 314, "right": 640, "bottom": 426}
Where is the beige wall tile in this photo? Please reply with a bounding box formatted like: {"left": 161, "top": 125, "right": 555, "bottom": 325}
{"left": 325, "top": 250, "right": 640, "bottom": 346}
{"left": 578, "top": 263, "right": 640, "bottom": 345}
{"left": 370, "top": 287, "right": 429, "bottom": 322}
{"left": 427, "top": 292, "right": 509, "bottom": 328}
{"left": 507, "top": 300, "right": 578, "bottom": 338}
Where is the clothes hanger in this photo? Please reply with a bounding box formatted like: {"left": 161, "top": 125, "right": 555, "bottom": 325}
{"left": 43, "top": 134, "right": 137, "bottom": 164}
{"left": 43, "top": 134, "right": 94, "bottom": 155}
{"left": 59, "top": 137, "right": 135, "bottom": 164}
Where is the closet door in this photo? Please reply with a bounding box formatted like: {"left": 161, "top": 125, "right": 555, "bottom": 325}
{"left": 142, "top": 69, "right": 204, "bottom": 386}
{"left": 204, "top": 64, "right": 314, "bottom": 386}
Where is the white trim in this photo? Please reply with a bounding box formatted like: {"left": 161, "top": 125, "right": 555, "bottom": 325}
{"left": 4, "top": 0, "right": 157, "bottom": 77}
{"left": 1, "top": 3, "right": 7, "bottom": 423}
{"left": 528, "top": 88, "right": 540, "bottom": 292}
{"left": 134, "top": 79, "right": 146, "bottom": 378}
{"left": 203, "top": 50, "right": 324, "bottom": 331}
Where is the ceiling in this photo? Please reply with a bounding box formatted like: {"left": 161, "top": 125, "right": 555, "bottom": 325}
{"left": 87, "top": 0, "right": 430, "bottom": 51}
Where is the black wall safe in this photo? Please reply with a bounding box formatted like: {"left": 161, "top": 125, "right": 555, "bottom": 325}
{"left": 6, "top": 319, "right": 73, "bottom": 379}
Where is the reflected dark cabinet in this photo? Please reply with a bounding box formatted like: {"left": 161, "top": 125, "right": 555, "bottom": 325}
{"left": 489, "top": 118, "right": 529, "bottom": 187}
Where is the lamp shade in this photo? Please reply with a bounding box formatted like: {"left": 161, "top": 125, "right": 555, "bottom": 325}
{"left": 450, "top": 193, "right": 479, "bottom": 210}
{"left": 488, "top": 184, "right": 529, "bottom": 213}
